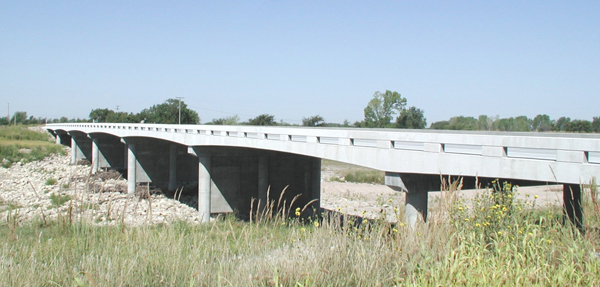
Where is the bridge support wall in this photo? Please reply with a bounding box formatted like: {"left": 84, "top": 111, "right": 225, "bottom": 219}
{"left": 385, "top": 173, "right": 441, "bottom": 227}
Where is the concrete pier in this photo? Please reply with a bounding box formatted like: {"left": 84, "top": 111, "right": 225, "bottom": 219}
{"left": 563, "top": 183, "right": 583, "bottom": 230}
{"left": 168, "top": 143, "right": 177, "bottom": 192}
{"left": 385, "top": 173, "right": 441, "bottom": 226}
{"left": 258, "top": 156, "right": 268, "bottom": 214}
{"left": 127, "top": 141, "right": 136, "bottom": 195}
{"left": 198, "top": 155, "right": 212, "bottom": 222}
{"left": 91, "top": 137, "right": 99, "bottom": 174}
{"left": 71, "top": 137, "right": 77, "bottom": 164}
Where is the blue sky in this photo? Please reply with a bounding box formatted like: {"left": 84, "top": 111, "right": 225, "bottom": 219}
{"left": 1, "top": 1, "right": 599, "bottom": 125}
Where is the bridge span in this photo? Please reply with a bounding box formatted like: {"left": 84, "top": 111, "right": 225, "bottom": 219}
{"left": 45, "top": 123, "right": 600, "bottom": 227}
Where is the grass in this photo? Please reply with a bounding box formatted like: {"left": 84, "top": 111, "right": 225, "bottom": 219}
{"left": 0, "top": 126, "right": 66, "bottom": 167}
{"left": 0, "top": 181, "right": 599, "bottom": 286}
{"left": 324, "top": 159, "right": 385, "bottom": 184}
{"left": 49, "top": 193, "right": 72, "bottom": 208}
{"left": 45, "top": 178, "right": 58, "bottom": 185}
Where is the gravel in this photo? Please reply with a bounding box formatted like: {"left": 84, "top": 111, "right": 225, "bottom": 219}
{"left": 0, "top": 149, "right": 202, "bottom": 226}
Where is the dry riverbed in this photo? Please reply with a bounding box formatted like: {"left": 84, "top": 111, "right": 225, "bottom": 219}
{"left": 0, "top": 150, "right": 563, "bottom": 226}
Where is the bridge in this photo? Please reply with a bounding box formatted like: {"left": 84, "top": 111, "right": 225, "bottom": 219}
{"left": 45, "top": 123, "right": 600, "bottom": 227}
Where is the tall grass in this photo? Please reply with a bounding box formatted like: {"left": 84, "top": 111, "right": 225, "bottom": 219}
{"left": 1, "top": 180, "right": 599, "bottom": 286}
{"left": 0, "top": 126, "right": 65, "bottom": 167}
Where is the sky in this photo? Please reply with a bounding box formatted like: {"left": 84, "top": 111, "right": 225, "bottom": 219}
{"left": 1, "top": 1, "right": 599, "bottom": 125}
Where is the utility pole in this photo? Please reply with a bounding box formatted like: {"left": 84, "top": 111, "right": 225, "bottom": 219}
{"left": 176, "top": 97, "right": 184, "bottom": 124}
{"left": 7, "top": 103, "right": 9, "bottom": 124}
{"left": 116, "top": 105, "right": 119, "bottom": 112}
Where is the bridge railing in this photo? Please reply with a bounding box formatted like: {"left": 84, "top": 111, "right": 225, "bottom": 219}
{"left": 46, "top": 123, "right": 600, "bottom": 166}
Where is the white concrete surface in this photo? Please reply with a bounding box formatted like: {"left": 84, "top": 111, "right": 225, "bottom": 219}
{"left": 46, "top": 123, "right": 600, "bottom": 184}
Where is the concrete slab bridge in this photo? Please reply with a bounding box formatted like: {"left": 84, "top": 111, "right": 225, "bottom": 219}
{"left": 45, "top": 123, "right": 600, "bottom": 227}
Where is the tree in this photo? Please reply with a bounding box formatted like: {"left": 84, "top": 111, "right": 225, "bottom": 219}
{"left": 448, "top": 116, "right": 478, "bottom": 130}
{"left": 363, "top": 90, "right": 407, "bottom": 128}
{"left": 593, "top": 117, "right": 600, "bottom": 133}
{"left": 430, "top": 120, "right": 450, "bottom": 130}
{"left": 247, "top": 114, "right": 276, "bottom": 126}
{"left": 139, "top": 99, "right": 200, "bottom": 124}
{"left": 554, "top": 117, "right": 571, "bottom": 132}
{"left": 208, "top": 115, "right": 240, "bottom": 125}
{"left": 565, "top": 120, "right": 592, "bottom": 133}
{"left": 477, "top": 115, "right": 497, "bottom": 131}
{"left": 396, "top": 106, "right": 426, "bottom": 129}
{"left": 89, "top": 108, "right": 113, "bottom": 123}
{"left": 90, "top": 108, "right": 139, "bottom": 123}
{"left": 532, "top": 114, "right": 553, "bottom": 132}
{"left": 302, "top": 115, "right": 326, "bottom": 127}
{"left": 513, "top": 116, "right": 533, "bottom": 131}
{"left": 10, "top": 112, "right": 27, "bottom": 125}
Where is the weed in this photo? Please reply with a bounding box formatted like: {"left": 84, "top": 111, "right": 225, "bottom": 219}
{"left": 49, "top": 193, "right": 71, "bottom": 208}
{"left": 45, "top": 178, "right": 57, "bottom": 186}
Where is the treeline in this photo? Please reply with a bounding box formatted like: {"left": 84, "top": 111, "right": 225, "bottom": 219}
{"left": 0, "top": 111, "right": 87, "bottom": 126}
{"left": 429, "top": 115, "right": 600, "bottom": 133}
{"left": 4, "top": 93, "right": 599, "bottom": 134}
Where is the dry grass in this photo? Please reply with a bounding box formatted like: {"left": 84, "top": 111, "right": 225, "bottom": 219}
{"left": 1, "top": 178, "right": 599, "bottom": 286}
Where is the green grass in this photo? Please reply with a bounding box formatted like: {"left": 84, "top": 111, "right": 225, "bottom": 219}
{"left": 49, "top": 193, "right": 71, "bottom": 208}
{"left": 343, "top": 170, "right": 384, "bottom": 184}
{"left": 45, "top": 178, "right": 58, "bottom": 186}
{"left": 323, "top": 160, "right": 385, "bottom": 184}
{"left": 0, "top": 184, "right": 599, "bottom": 286}
{"left": 0, "top": 126, "right": 65, "bottom": 167}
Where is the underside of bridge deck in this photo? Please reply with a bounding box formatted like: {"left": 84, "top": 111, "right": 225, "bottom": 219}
{"left": 58, "top": 128, "right": 585, "bottom": 228}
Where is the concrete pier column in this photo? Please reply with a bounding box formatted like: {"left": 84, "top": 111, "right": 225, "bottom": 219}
{"left": 127, "top": 141, "right": 136, "bottom": 195}
{"left": 405, "top": 192, "right": 428, "bottom": 226}
{"left": 55, "top": 134, "right": 61, "bottom": 145}
{"left": 258, "top": 156, "right": 268, "bottom": 213}
{"left": 91, "top": 137, "right": 99, "bottom": 174}
{"left": 198, "top": 156, "right": 212, "bottom": 222}
{"left": 71, "top": 137, "right": 77, "bottom": 164}
{"left": 385, "top": 173, "right": 440, "bottom": 227}
{"left": 563, "top": 183, "right": 583, "bottom": 230}
{"left": 168, "top": 144, "right": 177, "bottom": 192}
{"left": 310, "top": 157, "right": 321, "bottom": 215}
